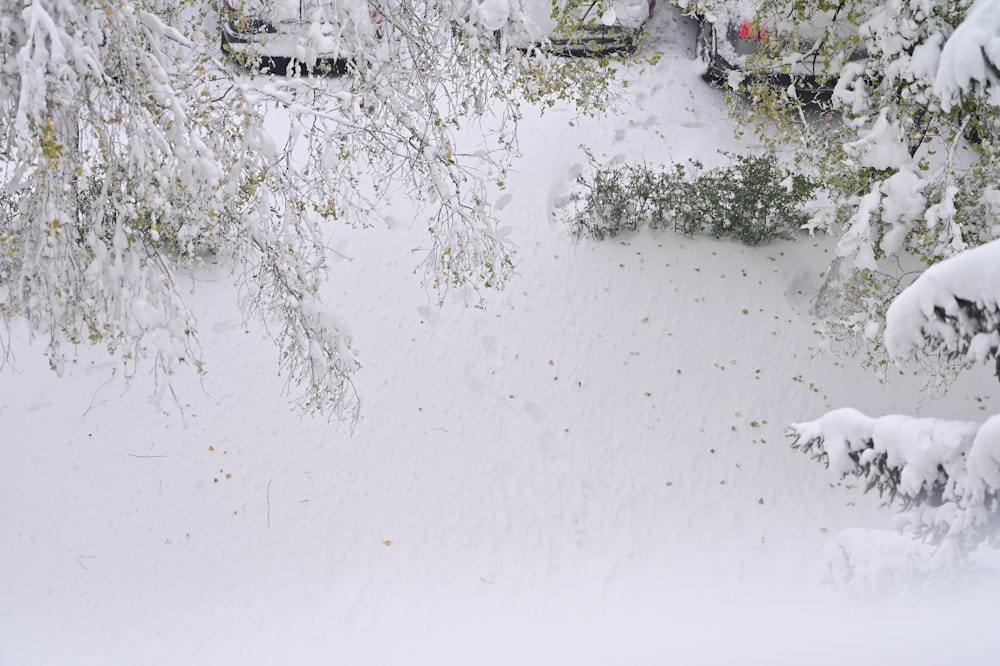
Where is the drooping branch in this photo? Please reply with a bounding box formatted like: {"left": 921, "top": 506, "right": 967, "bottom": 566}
{"left": 789, "top": 408, "right": 1000, "bottom": 549}
{"left": 885, "top": 238, "right": 1000, "bottom": 379}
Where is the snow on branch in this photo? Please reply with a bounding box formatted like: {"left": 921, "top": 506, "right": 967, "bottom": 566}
{"left": 3, "top": 0, "right": 628, "bottom": 417}
{"left": 934, "top": 0, "right": 1000, "bottom": 110}
{"left": 789, "top": 408, "right": 1000, "bottom": 550}
{"left": 884, "top": 239, "right": 1000, "bottom": 376}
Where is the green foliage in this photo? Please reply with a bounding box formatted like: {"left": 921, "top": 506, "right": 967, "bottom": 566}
{"left": 569, "top": 150, "right": 817, "bottom": 245}
{"left": 713, "top": 0, "right": 1000, "bottom": 371}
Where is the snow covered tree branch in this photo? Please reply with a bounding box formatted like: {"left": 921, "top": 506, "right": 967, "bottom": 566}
{"left": 1, "top": 0, "right": 633, "bottom": 417}
{"left": 789, "top": 408, "right": 1000, "bottom": 555}
{"left": 885, "top": 238, "right": 1000, "bottom": 378}
{"left": 934, "top": 0, "right": 1000, "bottom": 110}
{"left": 790, "top": 238, "right": 1000, "bottom": 585}
{"left": 722, "top": 0, "right": 1000, "bottom": 367}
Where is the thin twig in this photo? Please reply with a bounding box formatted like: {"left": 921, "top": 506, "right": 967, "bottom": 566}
{"left": 83, "top": 367, "right": 117, "bottom": 418}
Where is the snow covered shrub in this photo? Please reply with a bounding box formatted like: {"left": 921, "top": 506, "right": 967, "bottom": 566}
{"left": 823, "top": 527, "right": 941, "bottom": 596}
{"left": 567, "top": 154, "right": 650, "bottom": 240}
{"left": 665, "top": 152, "right": 817, "bottom": 245}
{"left": 569, "top": 151, "right": 816, "bottom": 244}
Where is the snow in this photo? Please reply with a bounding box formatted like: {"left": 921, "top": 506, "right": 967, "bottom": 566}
{"left": 871, "top": 414, "right": 978, "bottom": 498}
{"left": 934, "top": 0, "right": 1000, "bottom": 110}
{"left": 843, "top": 109, "right": 913, "bottom": 171}
{"left": 789, "top": 404, "right": 1000, "bottom": 579}
{"left": 824, "top": 527, "right": 939, "bottom": 595}
{"left": 885, "top": 237, "right": 1000, "bottom": 363}
{"left": 879, "top": 169, "right": 926, "bottom": 256}
{"left": 836, "top": 184, "right": 881, "bottom": 270}
{"left": 3, "top": 5, "right": 1000, "bottom": 665}
{"left": 968, "top": 415, "right": 1000, "bottom": 497}
{"left": 475, "top": 0, "right": 513, "bottom": 31}
{"left": 789, "top": 407, "right": 877, "bottom": 477}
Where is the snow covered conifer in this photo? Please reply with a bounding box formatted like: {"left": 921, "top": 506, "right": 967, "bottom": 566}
{"left": 790, "top": 240, "right": 1000, "bottom": 585}
{"left": 789, "top": 409, "right": 1000, "bottom": 569}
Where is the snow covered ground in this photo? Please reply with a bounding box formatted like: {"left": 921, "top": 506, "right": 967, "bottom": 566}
{"left": 3, "top": 7, "right": 1000, "bottom": 665}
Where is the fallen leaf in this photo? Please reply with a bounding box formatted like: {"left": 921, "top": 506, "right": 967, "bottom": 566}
{"left": 382, "top": 539, "right": 392, "bottom": 547}
{"left": 225, "top": 473, "right": 232, "bottom": 479}
{"left": 208, "top": 446, "right": 215, "bottom": 452}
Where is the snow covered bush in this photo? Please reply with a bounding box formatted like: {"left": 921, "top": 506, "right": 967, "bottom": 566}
{"left": 569, "top": 151, "right": 816, "bottom": 244}
{"left": 0, "top": 0, "right": 635, "bottom": 417}
{"left": 823, "top": 528, "right": 941, "bottom": 596}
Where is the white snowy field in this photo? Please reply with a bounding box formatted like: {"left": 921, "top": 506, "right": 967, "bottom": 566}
{"left": 2, "top": 8, "right": 1000, "bottom": 665}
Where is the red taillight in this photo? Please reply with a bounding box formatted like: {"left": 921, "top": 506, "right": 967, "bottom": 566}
{"left": 737, "top": 19, "right": 767, "bottom": 40}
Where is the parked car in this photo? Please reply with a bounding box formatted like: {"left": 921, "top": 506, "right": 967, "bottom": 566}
{"left": 220, "top": 0, "right": 383, "bottom": 74}
{"left": 697, "top": 7, "right": 867, "bottom": 94}
{"left": 220, "top": 1, "right": 657, "bottom": 74}
{"left": 515, "top": 0, "right": 657, "bottom": 56}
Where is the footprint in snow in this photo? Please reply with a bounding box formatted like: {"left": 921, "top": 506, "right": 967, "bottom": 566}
{"left": 521, "top": 401, "right": 545, "bottom": 424}
{"left": 211, "top": 319, "right": 241, "bottom": 334}
{"left": 383, "top": 214, "right": 406, "bottom": 231}
{"left": 548, "top": 165, "right": 584, "bottom": 215}
{"left": 481, "top": 335, "right": 500, "bottom": 360}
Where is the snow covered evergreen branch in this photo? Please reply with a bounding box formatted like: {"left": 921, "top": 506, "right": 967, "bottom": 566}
{"left": 790, "top": 408, "right": 1000, "bottom": 553}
